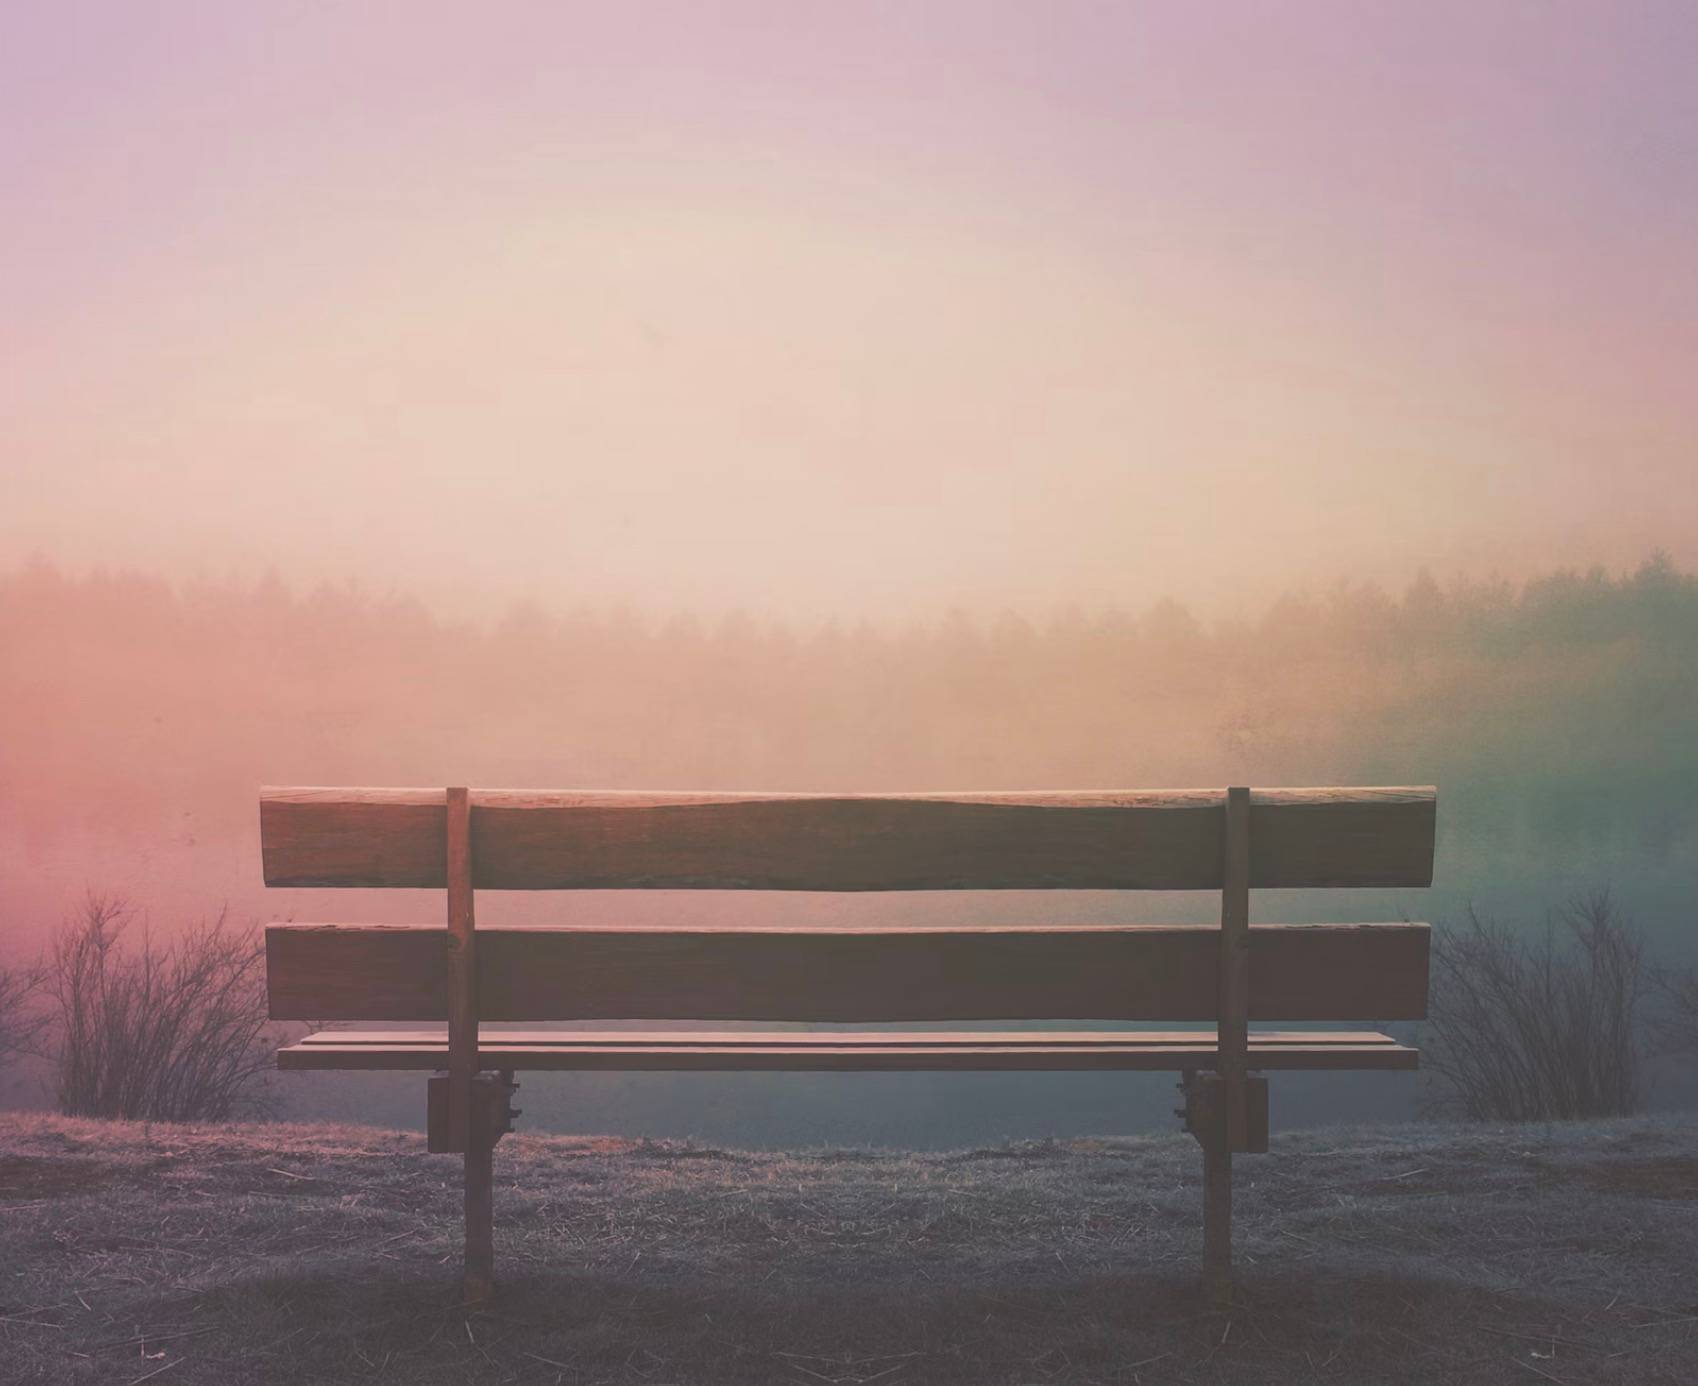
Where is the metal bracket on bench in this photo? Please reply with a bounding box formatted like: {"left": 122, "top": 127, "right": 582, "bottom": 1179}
{"left": 428, "top": 1070, "right": 522, "bottom": 1154}
{"left": 1176, "top": 1070, "right": 1269, "bottom": 1154}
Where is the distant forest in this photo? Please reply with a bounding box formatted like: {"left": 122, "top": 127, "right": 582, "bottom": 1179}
{"left": 4, "top": 552, "right": 1697, "bottom": 944}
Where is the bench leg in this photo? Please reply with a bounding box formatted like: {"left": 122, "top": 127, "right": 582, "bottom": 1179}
{"left": 463, "top": 1112, "right": 496, "bottom": 1303}
{"left": 1201, "top": 1136, "right": 1232, "bottom": 1307}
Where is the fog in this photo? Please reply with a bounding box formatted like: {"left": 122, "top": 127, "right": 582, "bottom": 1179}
{"left": 5, "top": 4, "right": 1697, "bottom": 620}
{"left": 4, "top": 3, "right": 1697, "bottom": 1144}
{"left": 3, "top": 557, "right": 1696, "bottom": 1143}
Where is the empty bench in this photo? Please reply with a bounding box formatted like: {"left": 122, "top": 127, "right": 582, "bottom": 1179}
{"left": 261, "top": 785, "right": 1435, "bottom": 1303}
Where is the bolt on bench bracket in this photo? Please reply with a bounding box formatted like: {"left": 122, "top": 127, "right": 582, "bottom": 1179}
{"left": 428, "top": 1071, "right": 522, "bottom": 1154}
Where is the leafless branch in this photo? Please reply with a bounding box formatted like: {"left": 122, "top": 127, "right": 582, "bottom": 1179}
{"left": 0, "top": 953, "right": 48, "bottom": 1069}
{"left": 45, "top": 893, "right": 279, "bottom": 1122}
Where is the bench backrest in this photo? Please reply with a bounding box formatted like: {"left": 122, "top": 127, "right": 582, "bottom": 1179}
{"left": 263, "top": 786, "right": 1434, "bottom": 1024}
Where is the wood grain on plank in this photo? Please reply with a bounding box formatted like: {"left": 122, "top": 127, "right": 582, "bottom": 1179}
{"left": 259, "top": 786, "right": 1436, "bottom": 890}
{"left": 265, "top": 921, "right": 1430, "bottom": 1022}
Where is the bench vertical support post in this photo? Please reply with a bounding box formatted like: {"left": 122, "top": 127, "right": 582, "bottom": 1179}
{"left": 1205, "top": 784, "right": 1251, "bottom": 1305}
{"left": 446, "top": 787, "right": 477, "bottom": 1150}
{"left": 464, "top": 1101, "right": 495, "bottom": 1304}
{"left": 445, "top": 786, "right": 492, "bottom": 1301}
{"left": 1202, "top": 1129, "right": 1232, "bottom": 1301}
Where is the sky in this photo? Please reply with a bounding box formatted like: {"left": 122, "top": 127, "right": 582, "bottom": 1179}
{"left": 3, "top": 1, "right": 1696, "bottom": 620}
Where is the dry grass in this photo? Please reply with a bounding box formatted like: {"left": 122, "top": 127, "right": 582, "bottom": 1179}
{"left": 2, "top": 1113, "right": 1696, "bottom": 1385}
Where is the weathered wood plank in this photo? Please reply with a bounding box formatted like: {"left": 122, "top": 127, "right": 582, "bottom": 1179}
{"left": 288, "top": 1027, "right": 1410, "bottom": 1048}
{"left": 265, "top": 922, "right": 1430, "bottom": 1022}
{"left": 259, "top": 786, "right": 1436, "bottom": 890}
{"left": 276, "top": 1028, "right": 1420, "bottom": 1072}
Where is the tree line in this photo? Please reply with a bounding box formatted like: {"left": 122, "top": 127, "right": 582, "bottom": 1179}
{"left": 4, "top": 553, "right": 1695, "bottom": 863}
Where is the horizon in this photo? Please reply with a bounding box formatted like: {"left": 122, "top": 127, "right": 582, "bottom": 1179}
{"left": 4, "top": 546, "right": 1687, "bottom": 633}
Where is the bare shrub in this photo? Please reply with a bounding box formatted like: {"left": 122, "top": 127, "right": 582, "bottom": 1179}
{"left": 1422, "top": 889, "right": 1647, "bottom": 1121}
{"left": 1651, "top": 964, "right": 1698, "bottom": 1058}
{"left": 0, "top": 956, "right": 47, "bottom": 1070}
{"left": 46, "top": 894, "right": 277, "bottom": 1122}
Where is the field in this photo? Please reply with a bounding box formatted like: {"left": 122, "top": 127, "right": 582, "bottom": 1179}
{"left": 2, "top": 1113, "right": 1696, "bottom": 1385}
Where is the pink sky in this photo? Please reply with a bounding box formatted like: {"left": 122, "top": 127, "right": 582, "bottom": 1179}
{"left": 4, "top": 2, "right": 1695, "bottom": 618}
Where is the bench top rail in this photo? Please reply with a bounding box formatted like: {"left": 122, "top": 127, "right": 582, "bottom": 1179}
{"left": 260, "top": 786, "right": 1436, "bottom": 891}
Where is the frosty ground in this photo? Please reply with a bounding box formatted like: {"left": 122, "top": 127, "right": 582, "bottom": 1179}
{"left": 2, "top": 1113, "right": 1695, "bottom": 1385}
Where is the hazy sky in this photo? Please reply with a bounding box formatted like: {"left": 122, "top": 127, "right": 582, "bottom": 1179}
{"left": 4, "top": 2, "right": 1695, "bottom": 618}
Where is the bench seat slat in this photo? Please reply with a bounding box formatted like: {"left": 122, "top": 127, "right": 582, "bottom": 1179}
{"left": 277, "top": 1028, "right": 1419, "bottom": 1072}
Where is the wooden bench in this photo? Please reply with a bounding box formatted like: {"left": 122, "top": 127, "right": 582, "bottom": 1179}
{"left": 262, "top": 784, "right": 1435, "bottom": 1304}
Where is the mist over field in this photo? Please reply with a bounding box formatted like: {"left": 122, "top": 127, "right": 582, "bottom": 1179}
{"left": 6, "top": 5, "right": 1698, "bottom": 627}
{"left": 5, "top": 3, "right": 1698, "bottom": 1149}
{"left": 4, "top": 554, "right": 1695, "bottom": 1143}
